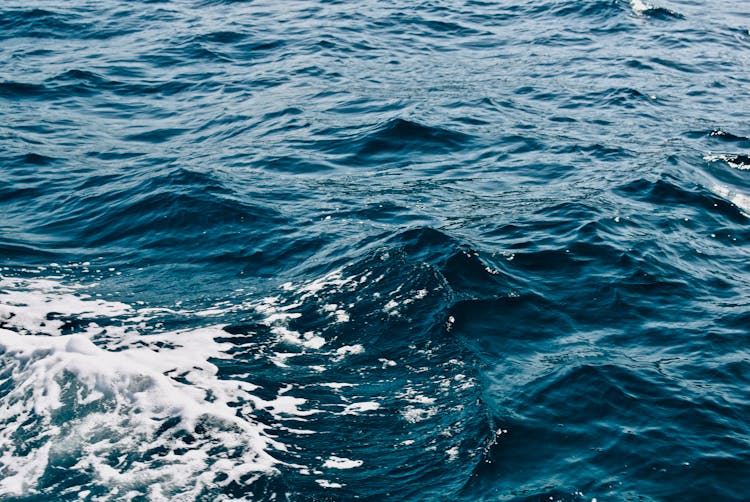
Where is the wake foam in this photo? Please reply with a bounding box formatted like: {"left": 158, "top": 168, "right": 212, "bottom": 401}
{"left": 0, "top": 253, "right": 493, "bottom": 499}
{"left": 0, "top": 277, "right": 279, "bottom": 500}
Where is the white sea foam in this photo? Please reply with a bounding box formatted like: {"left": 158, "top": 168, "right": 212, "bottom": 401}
{"left": 0, "top": 277, "right": 132, "bottom": 336}
{"left": 631, "top": 0, "right": 650, "bottom": 15}
{"left": 704, "top": 153, "right": 750, "bottom": 170}
{"left": 320, "top": 382, "right": 357, "bottom": 389}
{"left": 341, "top": 401, "right": 380, "bottom": 415}
{"left": 0, "top": 277, "right": 295, "bottom": 499}
{"left": 401, "top": 406, "right": 438, "bottom": 423}
{"left": 383, "top": 299, "right": 400, "bottom": 315}
{"left": 315, "top": 479, "right": 343, "bottom": 488}
{"left": 333, "top": 344, "right": 364, "bottom": 361}
{"left": 0, "top": 258, "right": 479, "bottom": 497}
{"left": 323, "top": 456, "right": 363, "bottom": 469}
{"left": 321, "top": 304, "right": 349, "bottom": 323}
{"left": 0, "top": 268, "right": 415, "bottom": 498}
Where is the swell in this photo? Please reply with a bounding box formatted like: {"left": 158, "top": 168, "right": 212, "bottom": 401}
{"left": 0, "top": 70, "right": 222, "bottom": 101}
{"left": 519, "top": 0, "right": 683, "bottom": 23}
{"left": 616, "top": 175, "right": 749, "bottom": 224}
{"left": 309, "top": 118, "right": 476, "bottom": 167}
{"left": 0, "top": 227, "right": 504, "bottom": 500}
{"left": 334, "top": 220, "right": 747, "bottom": 501}
{"left": 12, "top": 167, "right": 289, "bottom": 265}
{"left": 463, "top": 360, "right": 749, "bottom": 501}
{"left": 0, "top": 7, "right": 136, "bottom": 41}
{"left": 693, "top": 129, "right": 750, "bottom": 172}
{"left": 234, "top": 227, "right": 498, "bottom": 500}
{"left": 0, "top": 8, "right": 84, "bottom": 40}
{"left": 444, "top": 187, "right": 750, "bottom": 501}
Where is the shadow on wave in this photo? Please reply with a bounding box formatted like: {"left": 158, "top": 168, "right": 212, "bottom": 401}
{"left": 218, "top": 227, "right": 506, "bottom": 500}
{"left": 461, "top": 360, "right": 747, "bottom": 501}
{"left": 0, "top": 69, "right": 219, "bottom": 101}
{"left": 520, "top": 0, "right": 684, "bottom": 22}
{"left": 0, "top": 7, "right": 134, "bottom": 40}
{"left": 34, "top": 167, "right": 288, "bottom": 261}
{"left": 314, "top": 118, "right": 475, "bottom": 166}
{"left": 616, "top": 174, "right": 748, "bottom": 223}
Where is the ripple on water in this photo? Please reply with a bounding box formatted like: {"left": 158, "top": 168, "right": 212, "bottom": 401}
{"left": 2, "top": 0, "right": 750, "bottom": 499}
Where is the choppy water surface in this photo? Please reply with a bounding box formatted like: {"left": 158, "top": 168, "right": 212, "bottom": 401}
{"left": 1, "top": 0, "right": 749, "bottom": 500}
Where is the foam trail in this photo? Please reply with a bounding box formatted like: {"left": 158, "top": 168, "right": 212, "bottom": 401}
{"left": 0, "top": 277, "right": 280, "bottom": 500}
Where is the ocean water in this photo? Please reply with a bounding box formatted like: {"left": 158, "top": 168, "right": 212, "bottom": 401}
{"left": 1, "top": 0, "right": 749, "bottom": 500}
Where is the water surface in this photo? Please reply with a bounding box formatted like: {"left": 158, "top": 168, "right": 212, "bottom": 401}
{"left": 1, "top": 0, "right": 749, "bottom": 500}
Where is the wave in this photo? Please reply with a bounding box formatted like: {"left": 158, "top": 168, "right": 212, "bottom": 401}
{"left": 707, "top": 129, "right": 750, "bottom": 146}
{"left": 463, "top": 360, "right": 747, "bottom": 501}
{"left": 28, "top": 167, "right": 284, "bottom": 252}
{"left": 0, "top": 7, "right": 135, "bottom": 41}
{"left": 615, "top": 175, "right": 749, "bottom": 223}
{"left": 0, "top": 229, "right": 500, "bottom": 499}
{"left": 629, "top": 0, "right": 685, "bottom": 20}
{"left": 705, "top": 153, "right": 750, "bottom": 171}
{"left": 0, "top": 8, "right": 82, "bottom": 40}
{"left": 520, "top": 0, "right": 624, "bottom": 21}
{"left": 313, "top": 118, "right": 475, "bottom": 166}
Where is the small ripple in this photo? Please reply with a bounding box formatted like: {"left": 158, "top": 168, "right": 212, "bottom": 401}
{"left": 261, "top": 155, "right": 335, "bottom": 175}
{"left": 0, "top": 8, "right": 80, "bottom": 40}
{"left": 123, "top": 127, "right": 189, "bottom": 144}
{"left": 616, "top": 176, "right": 748, "bottom": 223}
{"left": 314, "top": 118, "right": 475, "bottom": 166}
{"left": 523, "top": 0, "right": 624, "bottom": 21}
{"left": 0, "top": 81, "right": 47, "bottom": 99}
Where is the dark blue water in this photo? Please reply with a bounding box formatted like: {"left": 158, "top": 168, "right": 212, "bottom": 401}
{"left": 1, "top": 0, "right": 749, "bottom": 500}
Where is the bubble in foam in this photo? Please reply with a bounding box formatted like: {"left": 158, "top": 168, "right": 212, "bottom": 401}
{"left": 0, "top": 276, "right": 283, "bottom": 499}
{"left": 323, "top": 456, "right": 363, "bottom": 469}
